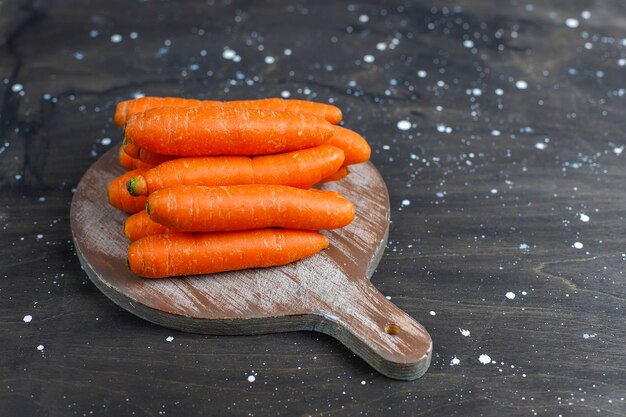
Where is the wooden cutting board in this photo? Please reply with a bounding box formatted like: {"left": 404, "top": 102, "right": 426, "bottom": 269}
{"left": 70, "top": 147, "right": 432, "bottom": 380}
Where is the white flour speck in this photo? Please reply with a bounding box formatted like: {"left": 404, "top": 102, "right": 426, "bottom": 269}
{"left": 23, "top": 315, "right": 32, "bottom": 323}
{"left": 463, "top": 40, "right": 474, "bottom": 48}
{"left": 581, "top": 11, "right": 591, "bottom": 20}
{"left": 573, "top": 242, "right": 584, "bottom": 249}
{"left": 280, "top": 90, "right": 291, "bottom": 98}
{"left": 37, "top": 344, "right": 45, "bottom": 351}
{"left": 166, "top": 336, "right": 174, "bottom": 342}
{"left": 515, "top": 80, "right": 528, "bottom": 89}
{"left": 565, "top": 18, "right": 580, "bottom": 28}
{"left": 506, "top": 292, "right": 516, "bottom": 300}
{"left": 491, "top": 129, "right": 501, "bottom": 136}
{"left": 11, "top": 83, "right": 23, "bottom": 93}
{"left": 459, "top": 328, "right": 470, "bottom": 337}
{"left": 614, "top": 146, "right": 624, "bottom": 156}
{"left": 583, "top": 332, "right": 597, "bottom": 339}
{"left": 363, "top": 54, "right": 375, "bottom": 63}
{"left": 490, "top": 188, "right": 498, "bottom": 194}
{"left": 360, "top": 380, "right": 366, "bottom": 385}
{"left": 535, "top": 142, "right": 547, "bottom": 150}
{"left": 478, "top": 354, "right": 491, "bottom": 364}
{"left": 264, "top": 56, "right": 275, "bottom": 64}
{"left": 618, "top": 59, "right": 626, "bottom": 67}
{"left": 417, "top": 70, "right": 427, "bottom": 78}
{"left": 495, "top": 88, "right": 504, "bottom": 96}
{"left": 520, "top": 243, "right": 529, "bottom": 250}
{"left": 376, "top": 42, "right": 387, "bottom": 51}
{"left": 248, "top": 375, "right": 255, "bottom": 382}
{"left": 100, "top": 137, "right": 112, "bottom": 146}
{"left": 579, "top": 213, "right": 590, "bottom": 222}
{"left": 396, "top": 120, "right": 411, "bottom": 131}
{"left": 222, "top": 48, "right": 236, "bottom": 60}
{"left": 450, "top": 356, "right": 461, "bottom": 366}
{"left": 110, "top": 34, "right": 123, "bottom": 43}
{"left": 401, "top": 199, "right": 410, "bottom": 207}
{"left": 358, "top": 14, "right": 369, "bottom": 23}
{"left": 429, "top": 311, "right": 436, "bottom": 316}
{"left": 283, "top": 48, "right": 292, "bottom": 56}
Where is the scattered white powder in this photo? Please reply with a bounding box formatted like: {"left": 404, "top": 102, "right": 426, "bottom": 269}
{"left": 535, "top": 142, "right": 547, "bottom": 150}
{"left": 166, "top": 336, "right": 174, "bottom": 342}
{"left": 358, "top": 14, "right": 369, "bottom": 23}
{"left": 376, "top": 42, "right": 387, "bottom": 51}
{"left": 519, "top": 243, "right": 529, "bottom": 250}
{"left": 491, "top": 129, "right": 501, "bottom": 136}
{"left": 417, "top": 70, "right": 427, "bottom": 78}
{"left": 573, "top": 242, "right": 584, "bottom": 249}
{"left": 495, "top": 88, "right": 504, "bottom": 96}
{"left": 264, "top": 56, "right": 275, "bottom": 64}
{"left": 614, "top": 146, "right": 624, "bottom": 156}
{"left": 450, "top": 356, "right": 460, "bottom": 366}
{"left": 37, "top": 344, "right": 45, "bottom": 351}
{"left": 11, "top": 83, "right": 23, "bottom": 93}
{"left": 581, "top": 11, "right": 591, "bottom": 20}
{"left": 247, "top": 375, "right": 255, "bottom": 382}
{"left": 506, "top": 292, "right": 516, "bottom": 300}
{"left": 583, "top": 333, "right": 597, "bottom": 339}
{"left": 463, "top": 40, "right": 474, "bottom": 48}
{"left": 110, "top": 34, "right": 123, "bottom": 43}
{"left": 100, "top": 137, "right": 111, "bottom": 146}
{"left": 478, "top": 354, "right": 491, "bottom": 364}
{"left": 565, "top": 18, "right": 580, "bottom": 28}
{"left": 360, "top": 380, "right": 367, "bottom": 385}
{"left": 515, "top": 80, "right": 528, "bottom": 89}
{"left": 23, "top": 315, "right": 32, "bottom": 323}
{"left": 429, "top": 311, "right": 436, "bottom": 316}
{"left": 579, "top": 213, "right": 590, "bottom": 222}
{"left": 396, "top": 120, "right": 411, "bottom": 131}
{"left": 283, "top": 49, "right": 292, "bottom": 56}
{"left": 401, "top": 199, "right": 411, "bottom": 207}
{"left": 459, "top": 328, "right": 470, "bottom": 337}
{"left": 280, "top": 90, "right": 291, "bottom": 98}
{"left": 363, "top": 54, "right": 375, "bottom": 63}
{"left": 222, "top": 48, "right": 237, "bottom": 60}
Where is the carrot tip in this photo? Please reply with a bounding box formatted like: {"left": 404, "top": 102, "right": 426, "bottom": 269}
{"left": 127, "top": 176, "right": 148, "bottom": 196}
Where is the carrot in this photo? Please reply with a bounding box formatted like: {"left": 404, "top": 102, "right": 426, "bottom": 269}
{"left": 118, "top": 146, "right": 154, "bottom": 170}
{"left": 146, "top": 184, "right": 355, "bottom": 232}
{"left": 114, "top": 96, "right": 342, "bottom": 126}
{"left": 329, "top": 126, "right": 371, "bottom": 166}
{"left": 127, "top": 144, "right": 345, "bottom": 196}
{"left": 124, "top": 106, "right": 335, "bottom": 156}
{"left": 124, "top": 210, "right": 176, "bottom": 241}
{"left": 118, "top": 146, "right": 136, "bottom": 170}
{"left": 137, "top": 148, "right": 177, "bottom": 166}
{"left": 320, "top": 167, "right": 349, "bottom": 183}
{"left": 127, "top": 229, "right": 329, "bottom": 278}
{"left": 122, "top": 139, "right": 140, "bottom": 159}
{"left": 107, "top": 168, "right": 148, "bottom": 213}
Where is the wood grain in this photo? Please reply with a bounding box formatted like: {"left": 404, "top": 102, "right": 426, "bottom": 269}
{"left": 70, "top": 148, "right": 432, "bottom": 380}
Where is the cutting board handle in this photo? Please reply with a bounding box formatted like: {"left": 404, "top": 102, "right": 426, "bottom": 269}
{"left": 317, "top": 279, "right": 432, "bottom": 380}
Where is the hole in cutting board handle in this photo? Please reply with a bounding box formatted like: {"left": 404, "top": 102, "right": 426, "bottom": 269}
{"left": 384, "top": 323, "right": 401, "bottom": 335}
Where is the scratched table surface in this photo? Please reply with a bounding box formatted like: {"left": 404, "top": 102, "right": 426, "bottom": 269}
{"left": 1, "top": 1, "right": 625, "bottom": 416}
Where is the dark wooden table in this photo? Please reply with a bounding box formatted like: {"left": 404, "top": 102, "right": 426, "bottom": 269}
{"left": 2, "top": 1, "right": 625, "bottom": 416}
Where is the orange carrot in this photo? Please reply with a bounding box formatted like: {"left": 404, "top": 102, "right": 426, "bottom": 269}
{"left": 114, "top": 96, "right": 342, "bottom": 126}
{"left": 119, "top": 146, "right": 154, "bottom": 170}
{"left": 127, "top": 144, "right": 345, "bottom": 196}
{"left": 118, "top": 146, "right": 136, "bottom": 170}
{"left": 137, "top": 148, "right": 177, "bottom": 166}
{"left": 107, "top": 169, "right": 148, "bottom": 213}
{"left": 146, "top": 184, "right": 355, "bottom": 232}
{"left": 127, "top": 229, "right": 329, "bottom": 278}
{"left": 124, "top": 106, "right": 335, "bottom": 156}
{"left": 329, "top": 126, "right": 371, "bottom": 166}
{"left": 122, "top": 139, "right": 140, "bottom": 159}
{"left": 124, "top": 210, "right": 176, "bottom": 241}
{"left": 320, "top": 167, "right": 349, "bottom": 183}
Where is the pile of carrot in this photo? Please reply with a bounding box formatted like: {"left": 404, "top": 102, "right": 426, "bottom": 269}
{"left": 106, "top": 96, "right": 371, "bottom": 278}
